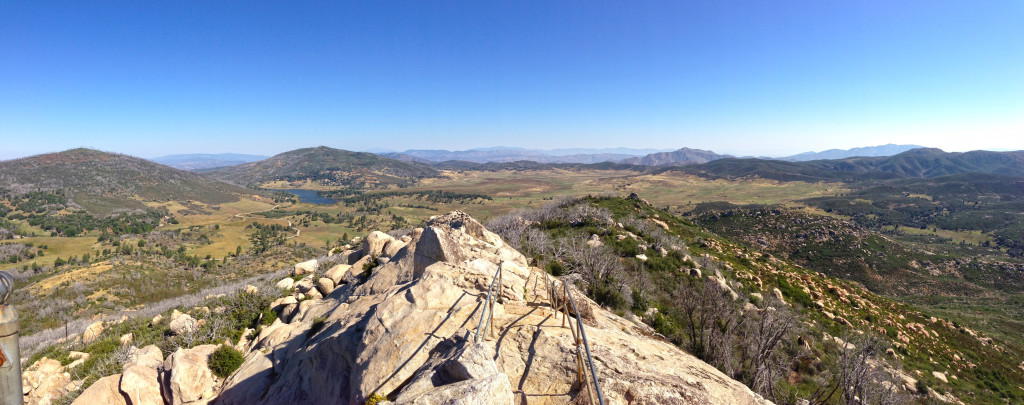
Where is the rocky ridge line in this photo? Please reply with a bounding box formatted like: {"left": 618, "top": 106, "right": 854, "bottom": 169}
{"left": 65, "top": 210, "right": 771, "bottom": 404}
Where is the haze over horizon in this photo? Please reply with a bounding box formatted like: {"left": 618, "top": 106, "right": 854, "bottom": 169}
{"left": 2, "top": 1, "right": 1022, "bottom": 160}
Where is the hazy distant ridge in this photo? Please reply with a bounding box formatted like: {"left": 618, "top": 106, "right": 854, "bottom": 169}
{"left": 150, "top": 153, "right": 269, "bottom": 170}
{"left": 386, "top": 147, "right": 668, "bottom": 164}
{"left": 619, "top": 147, "right": 730, "bottom": 166}
{"left": 683, "top": 148, "right": 1024, "bottom": 181}
{"left": 778, "top": 144, "right": 924, "bottom": 161}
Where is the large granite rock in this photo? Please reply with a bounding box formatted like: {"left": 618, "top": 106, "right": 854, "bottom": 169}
{"left": 23, "top": 357, "right": 74, "bottom": 405}
{"left": 159, "top": 345, "right": 219, "bottom": 405}
{"left": 120, "top": 365, "right": 162, "bottom": 405}
{"left": 124, "top": 344, "right": 165, "bottom": 371}
{"left": 82, "top": 320, "right": 105, "bottom": 344}
{"left": 362, "top": 231, "right": 395, "bottom": 258}
{"left": 169, "top": 309, "right": 199, "bottom": 336}
{"left": 216, "top": 211, "right": 770, "bottom": 404}
{"left": 293, "top": 259, "right": 319, "bottom": 276}
{"left": 72, "top": 374, "right": 127, "bottom": 405}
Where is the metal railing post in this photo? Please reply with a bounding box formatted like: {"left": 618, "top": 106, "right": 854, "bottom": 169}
{"left": 562, "top": 280, "right": 606, "bottom": 405}
{"left": 475, "top": 262, "right": 503, "bottom": 343}
{"left": 0, "top": 271, "right": 22, "bottom": 405}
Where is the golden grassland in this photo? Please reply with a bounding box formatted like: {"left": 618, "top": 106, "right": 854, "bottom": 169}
{"left": 29, "top": 262, "right": 115, "bottom": 294}
{"left": 0, "top": 170, "right": 850, "bottom": 271}
{"left": 6, "top": 169, "right": 997, "bottom": 279}
{"left": 2, "top": 234, "right": 100, "bottom": 267}
{"left": 412, "top": 169, "right": 848, "bottom": 217}
{"left": 883, "top": 225, "right": 994, "bottom": 245}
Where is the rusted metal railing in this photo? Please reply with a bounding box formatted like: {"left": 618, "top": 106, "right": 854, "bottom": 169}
{"left": 474, "top": 262, "right": 504, "bottom": 343}
{"left": 557, "top": 279, "right": 606, "bottom": 405}
{"left": 476, "top": 264, "right": 605, "bottom": 405}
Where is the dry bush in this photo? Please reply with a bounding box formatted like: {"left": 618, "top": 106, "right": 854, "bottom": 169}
{"left": 21, "top": 269, "right": 288, "bottom": 357}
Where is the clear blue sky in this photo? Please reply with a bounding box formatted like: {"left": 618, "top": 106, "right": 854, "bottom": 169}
{"left": 1, "top": 1, "right": 1021, "bottom": 159}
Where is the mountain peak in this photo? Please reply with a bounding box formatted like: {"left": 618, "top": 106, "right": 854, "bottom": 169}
{"left": 619, "top": 147, "right": 729, "bottom": 166}
{"left": 208, "top": 210, "right": 770, "bottom": 404}
{"left": 206, "top": 146, "right": 437, "bottom": 186}
{"left": 781, "top": 144, "right": 927, "bottom": 161}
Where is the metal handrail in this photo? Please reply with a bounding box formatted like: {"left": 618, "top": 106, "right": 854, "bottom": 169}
{"left": 561, "top": 280, "right": 606, "bottom": 405}
{"left": 474, "top": 264, "right": 605, "bottom": 405}
{"left": 474, "top": 262, "right": 504, "bottom": 343}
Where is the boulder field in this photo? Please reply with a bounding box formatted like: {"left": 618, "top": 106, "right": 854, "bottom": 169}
{"left": 74, "top": 211, "right": 772, "bottom": 405}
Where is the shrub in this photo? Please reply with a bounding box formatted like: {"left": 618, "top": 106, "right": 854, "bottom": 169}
{"left": 361, "top": 256, "right": 379, "bottom": 278}
{"left": 365, "top": 393, "right": 387, "bottom": 405}
{"left": 915, "top": 379, "right": 928, "bottom": 395}
{"left": 776, "top": 277, "right": 814, "bottom": 308}
{"left": 307, "top": 316, "right": 327, "bottom": 338}
{"left": 545, "top": 260, "right": 565, "bottom": 276}
{"left": 208, "top": 345, "right": 245, "bottom": 378}
{"left": 590, "top": 282, "right": 628, "bottom": 310}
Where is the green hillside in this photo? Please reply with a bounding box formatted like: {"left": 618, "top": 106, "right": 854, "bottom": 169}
{"left": 204, "top": 146, "right": 438, "bottom": 187}
{"left": 0, "top": 148, "right": 249, "bottom": 214}
{"left": 677, "top": 149, "right": 1024, "bottom": 182}
{"left": 488, "top": 195, "right": 1024, "bottom": 403}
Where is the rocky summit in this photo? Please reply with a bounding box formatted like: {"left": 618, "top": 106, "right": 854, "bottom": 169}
{"left": 66, "top": 210, "right": 771, "bottom": 404}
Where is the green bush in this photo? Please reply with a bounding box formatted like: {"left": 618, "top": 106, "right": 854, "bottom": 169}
{"left": 208, "top": 345, "right": 245, "bottom": 378}
{"left": 307, "top": 316, "right": 327, "bottom": 338}
{"left": 545, "top": 260, "right": 565, "bottom": 276}
{"left": 776, "top": 277, "right": 814, "bottom": 308}
{"left": 361, "top": 256, "right": 379, "bottom": 278}
{"left": 590, "top": 282, "right": 628, "bottom": 310}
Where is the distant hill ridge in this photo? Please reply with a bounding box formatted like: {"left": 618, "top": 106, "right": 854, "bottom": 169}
{"left": 0, "top": 148, "right": 249, "bottom": 214}
{"left": 778, "top": 143, "right": 924, "bottom": 161}
{"left": 680, "top": 148, "right": 1024, "bottom": 181}
{"left": 618, "top": 147, "right": 730, "bottom": 166}
{"left": 206, "top": 146, "right": 438, "bottom": 186}
{"left": 384, "top": 147, "right": 666, "bottom": 164}
{"left": 150, "top": 153, "right": 268, "bottom": 170}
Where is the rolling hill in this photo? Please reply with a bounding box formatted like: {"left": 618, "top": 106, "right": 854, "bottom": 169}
{"left": 384, "top": 146, "right": 661, "bottom": 164}
{"left": 0, "top": 148, "right": 250, "bottom": 214}
{"left": 679, "top": 148, "right": 1024, "bottom": 181}
{"left": 205, "top": 146, "right": 438, "bottom": 187}
{"left": 779, "top": 143, "right": 924, "bottom": 161}
{"left": 619, "top": 147, "right": 730, "bottom": 166}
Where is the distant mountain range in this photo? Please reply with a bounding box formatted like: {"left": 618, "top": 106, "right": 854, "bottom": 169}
{"left": 143, "top": 144, "right": 933, "bottom": 169}
{"left": 0, "top": 149, "right": 249, "bottom": 214}
{"left": 383, "top": 147, "right": 669, "bottom": 164}
{"left": 150, "top": 153, "right": 269, "bottom": 170}
{"left": 679, "top": 148, "right": 1024, "bottom": 181}
{"left": 4, "top": 146, "right": 1023, "bottom": 216}
{"left": 619, "top": 147, "right": 730, "bottom": 166}
{"left": 776, "top": 144, "right": 924, "bottom": 161}
{"left": 382, "top": 144, "right": 927, "bottom": 167}
{"left": 204, "top": 146, "right": 437, "bottom": 186}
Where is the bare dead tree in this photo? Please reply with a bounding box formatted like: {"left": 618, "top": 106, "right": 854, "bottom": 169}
{"left": 740, "top": 303, "right": 795, "bottom": 399}
{"left": 804, "top": 334, "right": 905, "bottom": 405}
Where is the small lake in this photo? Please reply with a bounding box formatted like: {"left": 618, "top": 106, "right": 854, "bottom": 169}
{"left": 270, "top": 189, "right": 339, "bottom": 205}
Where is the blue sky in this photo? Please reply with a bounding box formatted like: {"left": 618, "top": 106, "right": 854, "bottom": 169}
{"left": 1, "top": 1, "right": 1021, "bottom": 159}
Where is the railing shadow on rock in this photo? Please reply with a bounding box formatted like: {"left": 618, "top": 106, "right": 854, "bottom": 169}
{"left": 473, "top": 261, "right": 606, "bottom": 405}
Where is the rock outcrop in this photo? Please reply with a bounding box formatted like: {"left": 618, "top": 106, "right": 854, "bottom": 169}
{"left": 124, "top": 344, "right": 165, "bottom": 371}
{"left": 82, "top": 321, "right": 105, "bottom": 344}
{"left": 120, "top": 365, "right": 163, "bottom": 405}
{"left": 210, "top": 211, "right": 770, "bottom": 404}
{"left": 23, "top": 357, "right": 76, "bottom": 405}
{"left": 160, "top": 344, "right": 219, "bottom": 405}
{"left": 169, "top": 309, "right": 199, "bottom": 336}
{"left": 73, "top": 374, "right": 126, "bottom": 405}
